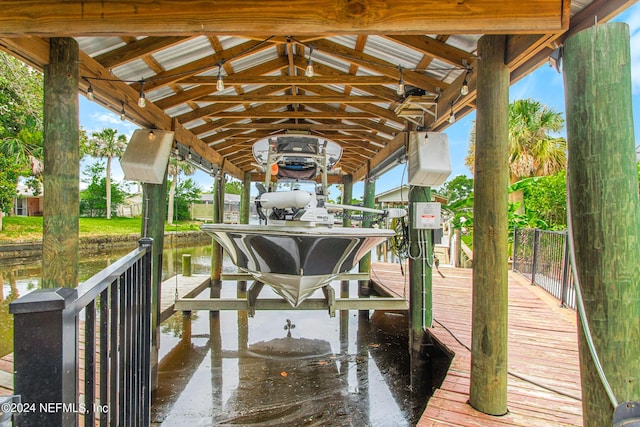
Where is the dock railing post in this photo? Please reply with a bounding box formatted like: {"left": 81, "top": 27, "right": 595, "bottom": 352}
{"left": 560, "top": 231, "right": 571, "bottom": 308}
{"left": 10, "top": 287, "right": 79, "bottom": 427}
{"left": 530, "top": 228, "right": 541, "bottom": 285}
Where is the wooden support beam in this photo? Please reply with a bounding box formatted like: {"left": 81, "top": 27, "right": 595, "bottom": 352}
{"left": 195, "top": 95, "right": 388, "bottom": 103}
{"left": 0, "top": 1, "right": 569, "bottom": 36}
{"left": 564, "top": 22, "right": 640, "bottom": 427}
{"left": 181, "top": 75, "right": 395, "bottom": 85}
{"left": 42, "top": 37, "right": 80, "bottom": 289}
{"left": 469, "top": 34, "right": 509, "bottom": 416}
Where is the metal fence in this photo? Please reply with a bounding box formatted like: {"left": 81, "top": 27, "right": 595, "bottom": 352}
{"left": 512, "top": 228, "right": 576, "bottom": 310}
{"left": 9, "top": 238, "right": 153, "bottom": 427}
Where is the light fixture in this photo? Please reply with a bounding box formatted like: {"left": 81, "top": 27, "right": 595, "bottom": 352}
{"left": 460, "top": 60, "right": 470, "bottom": 96}
{"left": 120, "top": 101, "right": 126, "bottom": 121}
{"left": 448, "top": 106, "right": 456, "bottom": 124}
{"left": 305, "top": 47, "right": 315, "bottom": 78}
{"left": 396, "top": 66, "right": 405, "bottom": 96}
{"left": 148, "top": 129, "right": 155, "bottom": 141}
{"left": 138, "top": 82, "right": 146, "bottom": 108}
{"left": 216, "top": 68, "right": 225, "bottom": 91}
{"left": 83, "top": 77, "right": 94, "bottom": 101}
{"left": 460, "top": 76, "right": 469, "bottom": 96}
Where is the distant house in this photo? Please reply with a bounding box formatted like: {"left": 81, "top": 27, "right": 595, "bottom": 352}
{"left": 13, "top": 184, "right": 43, "bottom": 216}
{"left": 375, "top": 185, "right": 448, "bottom": 206}
{"left": 117, "top": 193, "right": 143, "bottom": 218}
{"left": 191, "top": 193, "right": 254, "bottom": 223}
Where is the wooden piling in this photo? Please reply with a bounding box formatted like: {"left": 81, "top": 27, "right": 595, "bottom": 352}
{"left": 42, "top": 38, "right": 79, "bottom": 289}
{"left": 210, "top": 172, "right": 225, "bottom": 307}
{"left": 409, "top": 185, "right": 432, "bottom": 351}
{"left": 342, "top": 174, "right": 353, "bottom": 228}
{"left": 240, "top": 171, "right": 251, "bottom": 224}
{"left": 358, "top": 178, "right": 375, "bottom": 317}
{"left": 469, "top": 34, "right": 509, "bottom": 416}
{"left": 564, "top": 22, "right": 640, "bottom": 427}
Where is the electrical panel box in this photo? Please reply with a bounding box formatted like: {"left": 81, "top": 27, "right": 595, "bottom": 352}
{"left": 408, "top": 132, "right": 452, "bottom": 187}
{"left": 120, "top": 129, "right": 174, "bottom": 184}
{"left": 413, "top": 202, "right": 441, "bottom": 229}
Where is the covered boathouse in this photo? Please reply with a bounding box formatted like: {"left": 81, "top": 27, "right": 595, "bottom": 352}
{"left": 2, "top": 1, "right": 640, "bottom": 426}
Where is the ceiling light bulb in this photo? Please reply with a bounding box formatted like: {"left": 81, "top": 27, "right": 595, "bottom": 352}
{"left": 460, "top": 80, "right": 469, "bottom": 96}
{"left": 396, "top": 80, "right": 405, "bottom": 96}
{"left": 216, "top": 71, "right": 224, "bottom": 91}
{"left": 305, "top": 61, "right": 314, "bottom": 78}
{"left": 138, "top": 92, "right": 146, "bottom": 108}
{"left": 120, "top": 102, "right": 126, "bottom": 121}
{"left": 148, "top": 130, "right": 155, "bottom": 141}
{"left": 87, "top": 85, "right": 94, "bottom": 101}
{"left": 448, "top": 110, "right": 456, "bottom": 124}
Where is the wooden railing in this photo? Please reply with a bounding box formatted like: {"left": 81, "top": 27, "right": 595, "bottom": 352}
{"left": 9, "top": 238, "right": 153, "bottom": 426}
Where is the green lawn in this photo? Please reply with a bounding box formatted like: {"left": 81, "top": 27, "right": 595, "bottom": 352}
{"left": 0, "top": 216, "right": 204, "bottom": 244}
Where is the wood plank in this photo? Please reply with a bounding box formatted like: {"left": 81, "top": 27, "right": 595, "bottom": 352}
{"left": 370, "top": 262, "right": 583, "bottom": 427}
{"left": 0, "top": 1, "right": 567, "bottom": 36}
{"left": 160, "top": 274, "right": 211, "bottom": 323}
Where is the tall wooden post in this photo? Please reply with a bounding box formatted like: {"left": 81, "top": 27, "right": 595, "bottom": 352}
{"left": 42, "top": 38, "right": 79, "bottom": 289}
{"left": 142, "top": 171, "right": 168, "bottom": 391}
{"left": 342, "top": 174, "right": 353, "bottom": 228}
{"left": 469, "top": 34, "right": 509, "bottom": 416}
{"left": 564, "top": 22, "right": 640, "bottom": 427}
{"left": 409, "top": 185, "right": 432, "bottom": 352}
{"left": 240, "top": 171, "right": 251, "bottom": 224}
{"left": 211, "top": 172, "right": 225, "bottom": 303}
{"left": 358, "top": 178, "right": 375, "bottom": 317}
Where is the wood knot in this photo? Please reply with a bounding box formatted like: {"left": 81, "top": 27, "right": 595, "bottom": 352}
{"left": 345, "top": 0, "right": 369, "bottom": 17}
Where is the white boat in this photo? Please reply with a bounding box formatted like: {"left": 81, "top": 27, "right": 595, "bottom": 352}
{"left": 201, "top": 133, "right": 402, "bottom": 307}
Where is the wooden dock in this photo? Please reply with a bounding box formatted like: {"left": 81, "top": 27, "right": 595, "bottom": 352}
{"left": 370, "top": 262, "right": 583, "bottom": 427}
{"left": 160, "top": 274, "right": 211, "bottom": 322}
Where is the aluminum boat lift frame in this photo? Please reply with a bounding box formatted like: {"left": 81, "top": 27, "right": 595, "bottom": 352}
{"left": 174, "top": 272, "right": 408, "bottom": 317}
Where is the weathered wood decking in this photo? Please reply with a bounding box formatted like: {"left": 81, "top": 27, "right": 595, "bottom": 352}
{"left": 159, "top": 274, "right": 211, "bottom": 322}
{"left": 370, "top": 262, "right": 583, "bottom": 427}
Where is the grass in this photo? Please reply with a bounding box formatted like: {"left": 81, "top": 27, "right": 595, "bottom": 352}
{"left": 0, "top": 216, "right": 205, "bottom": 244}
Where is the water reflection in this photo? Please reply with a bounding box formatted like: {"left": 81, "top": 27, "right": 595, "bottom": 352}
{"left": 151, "top": 301, "right": 436, "bottom": 426}
{"left": 0, "top": 242, "right": 215, "bottom": 358}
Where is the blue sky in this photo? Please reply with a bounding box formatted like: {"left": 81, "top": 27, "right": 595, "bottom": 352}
{"left": 80, "top": 3, "right": 640, "bottom": 198}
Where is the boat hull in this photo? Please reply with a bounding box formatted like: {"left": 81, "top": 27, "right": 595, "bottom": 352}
{"left": 201, "top": 224, "right": 394, "bottom": 306}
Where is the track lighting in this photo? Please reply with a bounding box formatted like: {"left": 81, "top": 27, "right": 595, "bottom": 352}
{"left": 396, "top": 66, "right": 405, "bottom": 96}
{"left": 216, "top": 69, "right": 224, "bottom": 91}
{"left": 305, "top": 47, "right": 314, "bottom": 78}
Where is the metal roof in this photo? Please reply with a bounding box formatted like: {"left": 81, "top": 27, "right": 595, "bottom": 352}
{"left": 0, "top": 0, "right": 633, "bottom": 181}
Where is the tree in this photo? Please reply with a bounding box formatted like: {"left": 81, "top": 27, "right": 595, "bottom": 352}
{"left": 80, "top": 162, "right": 126, "bottom": 217}
{"left": 167, "top": 157, "right": 196, "bottom": 224}
{"left": 438, "top": 175, "right": 473, "bottom": 204}
{"left": 224, "top": 179, "right": 243, "bottom": 195}
{"left": 0, "top": 153, "right": 21, "bottom": 231}
{"left": 523, "top": 171, "right": 567, "bottom": 229}
{"left": 169, "top": 178, "right": 201, "bottom": 221}
{"left": 86, "top": 128, "right": 127, "bottom": 219}
{"left": 466, "top": 98, "right": 566, "bottom": 213}
{"left": 0, "top": 51, "right": 44, "bottom": 204}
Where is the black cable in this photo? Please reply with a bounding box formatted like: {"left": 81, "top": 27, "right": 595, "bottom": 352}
{"left": 432, "top": 318, "right": 582, "bottom": 402}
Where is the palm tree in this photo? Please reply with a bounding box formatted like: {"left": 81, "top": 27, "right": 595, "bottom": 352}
{"left": 466, "top": 98, "right": 566, "bottom": 213}
{"left": 167, "top": 157, "right": 195, "bottom": 225}
{"left": 87, "top": 128, "right": 127, "bottom": 219}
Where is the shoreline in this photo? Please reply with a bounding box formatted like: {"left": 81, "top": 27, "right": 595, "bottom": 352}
{"left": 0, "top": 230, "right": 211, "bottom": 262}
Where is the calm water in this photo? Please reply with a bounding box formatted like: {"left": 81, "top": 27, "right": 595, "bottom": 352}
{"left": 1, "top": 241, "right": 449, "bottom": 426}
